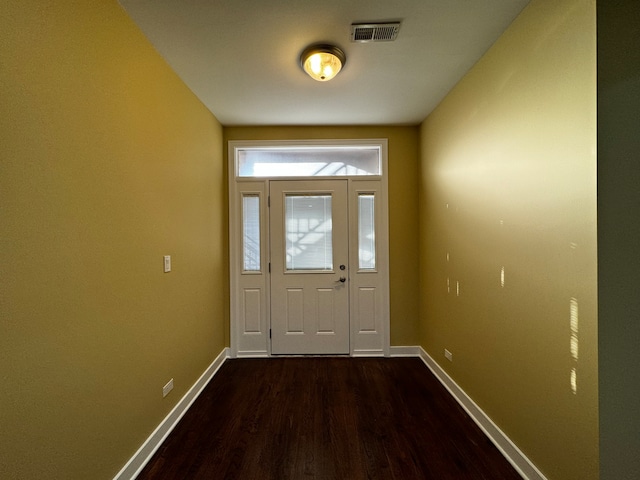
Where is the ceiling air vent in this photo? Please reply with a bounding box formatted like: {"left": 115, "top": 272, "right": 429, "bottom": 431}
{"left": 351, "top": 22, "right": 401, "bottom": 43}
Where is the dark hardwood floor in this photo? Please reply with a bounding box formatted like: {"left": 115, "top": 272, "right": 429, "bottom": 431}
{"left": 136, "top": 358, "right": 522, "bottom": 480}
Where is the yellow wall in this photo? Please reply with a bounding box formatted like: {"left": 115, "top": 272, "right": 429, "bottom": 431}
{"left": 418, "top": 0, "right": 597, "bottom": 478}
{"left": 0, "top": 1, "right": 226, "bottom": 478}
{"left": 224, "top": 126, "right": 420, "bottom": 346}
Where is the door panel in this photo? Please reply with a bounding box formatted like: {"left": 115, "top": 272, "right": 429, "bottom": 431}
{"left": 270, "top": 180, "right": 349, "bottom": 354}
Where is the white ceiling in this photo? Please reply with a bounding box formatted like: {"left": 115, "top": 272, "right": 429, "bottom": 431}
{"left": 119, "top": 0, "right": 530, "bottom": 126}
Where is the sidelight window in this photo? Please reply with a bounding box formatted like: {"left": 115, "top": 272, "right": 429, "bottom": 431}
{"left": 358, "top": 194, "right": 376, "bottom": 270}
{"left": 242, "top": 195, "right": 261, "bottom": 272}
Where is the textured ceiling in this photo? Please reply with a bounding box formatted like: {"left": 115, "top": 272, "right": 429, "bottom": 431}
{"left": 119, "top": 0, "right": 530, "bottom": 126}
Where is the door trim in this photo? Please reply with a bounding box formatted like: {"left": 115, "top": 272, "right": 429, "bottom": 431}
{"left": 228, "top": 139, "right": 389, "bottom": 358}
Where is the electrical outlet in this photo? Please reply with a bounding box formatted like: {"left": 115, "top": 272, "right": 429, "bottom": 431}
{"left": 444, "top": 349, "right": 453, "bottom": 362}
{"left": 163, "top": 378, "right": 174, "bottom": 398}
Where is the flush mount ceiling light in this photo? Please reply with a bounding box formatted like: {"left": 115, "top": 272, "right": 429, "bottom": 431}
{"left": 299, "top": 44, "right": 346, "bottom": 82}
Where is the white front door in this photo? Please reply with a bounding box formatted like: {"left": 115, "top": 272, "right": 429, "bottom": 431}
{"left": 270, "top": 180, "right": 349, "bottom": 354}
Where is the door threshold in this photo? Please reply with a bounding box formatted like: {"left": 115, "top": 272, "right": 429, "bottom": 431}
{"left": 269, "top": 354, "right": 351, "bottom": 358}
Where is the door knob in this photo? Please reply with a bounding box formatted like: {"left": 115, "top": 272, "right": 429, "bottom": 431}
{"left": 338, "top": 276, "right": 346, "bottom": 283}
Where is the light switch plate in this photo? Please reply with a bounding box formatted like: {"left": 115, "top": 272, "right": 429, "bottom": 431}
{"left": 163, "top": 255, "right": 171, "bottom": 273}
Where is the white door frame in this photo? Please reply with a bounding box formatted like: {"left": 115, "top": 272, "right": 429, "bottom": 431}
{"left": 228, "top": 139, "right": 390, "bottom": 358}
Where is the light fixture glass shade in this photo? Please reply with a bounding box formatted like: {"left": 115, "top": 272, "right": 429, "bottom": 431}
{"left": 300, "top": 44, "right": 346, "bottom": 82}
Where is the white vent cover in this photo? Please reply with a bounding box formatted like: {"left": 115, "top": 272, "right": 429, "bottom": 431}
{"left": 351, "top": 23, "right": 401, "bottom": 43}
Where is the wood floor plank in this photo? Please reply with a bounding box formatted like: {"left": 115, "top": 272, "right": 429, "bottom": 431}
{"left": 136, "top": 358, "right": 522, "bottom": 479}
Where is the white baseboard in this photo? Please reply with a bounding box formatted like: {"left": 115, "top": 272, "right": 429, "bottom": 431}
{"left": 113, "top": 347, "right": 230, "bottom": 480}
{"left": 235, "top": 350, "right": 269, "bottom": 358}
{"left": 415, "top": 347, "right": 547, "bottom": 480}
{"left": 389, "top": 345, "right": 421, "bottom": 357}
{"left": 352, "top": 349, "right": 385, "bottom": 357}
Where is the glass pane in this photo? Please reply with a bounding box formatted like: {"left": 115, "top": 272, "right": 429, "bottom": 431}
{"left": 358, "top": 194, "right": 376, "bottom": 270}
{"left": 238, "top": 146, "right": 381, "bottom": 177}
{"left": 242, "top": 195, "right": 260, "bottom": 271}
{"left": 285, "top": 195, "right": 333, "bottom": 270}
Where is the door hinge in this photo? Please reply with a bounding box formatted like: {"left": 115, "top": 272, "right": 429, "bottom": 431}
{"left": 269, "top": 328, "right": 272, "bottom": 339}
{"left": 268, "top": 262, "right": 271, "bottom": 273}
{"left": 268, "top": 195, "right": 270, "bottom": 207}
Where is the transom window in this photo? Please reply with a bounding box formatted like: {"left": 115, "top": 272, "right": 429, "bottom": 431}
{"left": 237, "top": 145, "right": 381, "bottom": 177}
